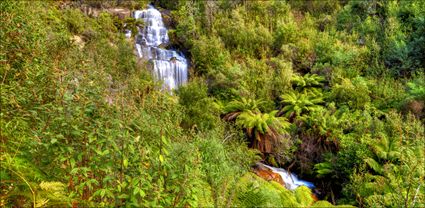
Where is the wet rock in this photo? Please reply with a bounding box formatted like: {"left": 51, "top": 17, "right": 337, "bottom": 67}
{"left": 252, "top": 163, "right": 285, "bottom": 186}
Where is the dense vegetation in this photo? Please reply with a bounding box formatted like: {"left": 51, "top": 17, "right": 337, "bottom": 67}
{"left": 1, "top": 0, "right": 424, "bottom": 207}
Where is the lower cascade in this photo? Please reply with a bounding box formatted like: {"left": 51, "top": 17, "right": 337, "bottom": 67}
{"left": 133, "top": 5, "right": 188, "bottom": 90}
{"left": 261, "top": 163, "right": 315, "bottom": 190}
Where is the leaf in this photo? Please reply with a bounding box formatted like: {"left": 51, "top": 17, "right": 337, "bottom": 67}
{"left": 118, "top": 194, "right": 129, "bottom": 199}
{"left": 102, "top": 149, "right": 110, "bottom": 156}
{"left": 139, "top": 189, "right": 146, "bottom": 197}
{"left": 365, "top": 158, "right": 384, "bottom": 174}
{"left": 70, "top": 168, "right": 79, "bottom": 175}
{"left": 133, "top": 187, "right": 140, "bottom": 196}
{"left": 70, "top": 158, "right": 76, "bottom": 169}
{"left": 161, "top": 136, "right": 168, "bottom": 145}
{"left": 123, "top": 158, "right": 128, "bottom": 168}
{"left": 35, "top": 198, "right": 49, "bottom": 208}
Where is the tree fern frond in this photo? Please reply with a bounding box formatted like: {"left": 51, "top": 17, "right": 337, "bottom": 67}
{"left": 365, "top": 158, "right": 384, "bottom": 175}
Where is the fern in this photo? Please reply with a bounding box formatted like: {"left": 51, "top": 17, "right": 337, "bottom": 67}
{"left": 222, "top": 98, "right": 265, "bottom": 121}
{"left": 292, "top": 73, "right": 325, "bottom": 90}
{"left": 280, "top": 91, "right": 324, "bottom": 117}
{"left": 407, "top": 80, "right": 425, "bottom": 99}
{"left": 314, "top": 162, "right": 334, "bottom": 178}
{"left": 236, "top": 110, "right": 290, "bottom": 152}
{"left": 364, "top": 158, "right": 384, "bottom": 175}
{"left": 294, "top": 186, "right": 314, "bottom": 207}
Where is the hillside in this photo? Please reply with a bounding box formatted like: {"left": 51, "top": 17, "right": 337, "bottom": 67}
{"left": 1, "top": 0, "right": 424, "bottom": 207}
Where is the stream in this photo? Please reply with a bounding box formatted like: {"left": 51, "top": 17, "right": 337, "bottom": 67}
{"left": 262, "top": 163, "right": 315, "bottom": 190}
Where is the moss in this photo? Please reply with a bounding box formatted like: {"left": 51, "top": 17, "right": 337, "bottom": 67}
{"left": 295, "top": 186, "right": 314, "bottom": 206}
{"left": 312, "top": 200, "right": 333, "bottom": 207}
{"left": 235, "top": 173, "right": 308, "bottom": 207}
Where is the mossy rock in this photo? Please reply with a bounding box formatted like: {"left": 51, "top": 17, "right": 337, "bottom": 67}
{"left": 312, "top": 200, "right": 333, "bottom": 207}
{"left": 295, "top": 186, "right": 314, "bottom": 206}
{"left": 311, "top": 200, "right": 356, "bottom": 208}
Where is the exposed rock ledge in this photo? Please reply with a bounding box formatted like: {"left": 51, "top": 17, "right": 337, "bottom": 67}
{"left": 59, "top": 2, "right": 131, "bottom": 19}
{"left": 252, "top": 162, "right": 285, "bottom": 186}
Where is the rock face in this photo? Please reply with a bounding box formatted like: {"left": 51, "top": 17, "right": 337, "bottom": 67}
{"left": 252, "top": 163, "right": 285, "bottom": 186}
{"left": 106, "top": 8, "right": 131, "bottom": 19}
{"left": 59, "top": 2, "right": 131, "bottom": 19}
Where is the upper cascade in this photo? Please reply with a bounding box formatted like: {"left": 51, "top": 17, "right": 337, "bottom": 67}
{"left": 133, "top": 5, "right": 188, "bottom": 90}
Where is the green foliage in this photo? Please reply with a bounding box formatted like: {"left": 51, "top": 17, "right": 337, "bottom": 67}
{"left": 406, "top": 75, "right": 425, "bottom": 100}
{"left": 178, "top": 79, "right": 220, "bottom": 131}
{"left": 314, "top": 162, "right": 334, "bottom": 178}
{"left": 292, "top": 73, "right": 325, "bottom": 91}
{"left": 280, "top": 91, "right": 324, "bottom": 118}
{"left": 0, "top": 1, "right": 254, "bottom": 207}
{"left": 235, "top": 173, "right": 353, "bottom": 207}
{"left": 330, "top": 77, "right": 371, "bottom": 109}
{"left": 236, "top": 110, "right": 290, "bottom": 153}
{"left": 342, "top": 112, "right": 425, "bottom": 207}
{"left": 222, "top": 98, "right": 265, "bottom": 121}
{"left": 235, "top": 173, "right": 302, "bottom": 207}
{"left": 294, "top": 186, "right": 314, "bottom": 207}
{"left": 2, "top": 0, "right": 425, "bottom": 207}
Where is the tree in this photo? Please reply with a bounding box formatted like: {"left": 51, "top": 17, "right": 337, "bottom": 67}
{"left": 279, "top": 91, "right": 324, "bottom": 118}
{"left": 236, "top": 110, "right": 290, "bottom": 153}
{"left": 222, "top": 98, "right": 265, "bottom": 121}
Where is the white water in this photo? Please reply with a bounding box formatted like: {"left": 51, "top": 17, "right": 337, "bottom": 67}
{"left": 263, "top": 164, "right": 315, "bottom": 190}
{"left": 133, "top": 5, "right": 188, "bottom": 90}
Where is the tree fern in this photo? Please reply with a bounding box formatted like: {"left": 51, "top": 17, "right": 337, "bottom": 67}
{"left": 236, "top": 110, "right": 290, "bottom": 153}
{"left": 280, "top": 91, "right": 324, "bottom": 118}
{"left": 292, "top": 73, "right": 325, "bottom": 90}
{"left": 222, "top": 98, "right": 265, "bottom": 121}
{"left": 364, "top": 158, "right": 384, "bottom": 175}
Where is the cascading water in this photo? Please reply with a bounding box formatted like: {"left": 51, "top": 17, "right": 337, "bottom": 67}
{"left": 263, "top": 164, "right": 315, "bottom": 190}
{"left": 133, "top": 5, "right": 188, "bottom": 90}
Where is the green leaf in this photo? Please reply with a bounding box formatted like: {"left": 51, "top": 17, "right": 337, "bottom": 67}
{"left": 70, "top": 168, "right": 79, "bottom": 175}
{"left": 133, "top": 187, "right": 140, "bottom": 196}
{"left": 118, "top": 194, "right": 129, "bottom": 199}
{"left": 139, "top": 189, "right": 146, "bottom": 197}
{"left": 159, "top": 155, "right": 164, "bottom": 163}
{"left": 161, "top": 136, "right": 168, "bottom": 145}
{"left": 123, "top": 158, "right": 128, "bottom": 168}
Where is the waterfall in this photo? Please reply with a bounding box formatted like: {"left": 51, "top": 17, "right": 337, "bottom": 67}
{"left": 133, "top": 5, "right": 188, "bottom": 90}
{"left": 263, "top": 164, "right": 315, "bottom": 190}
